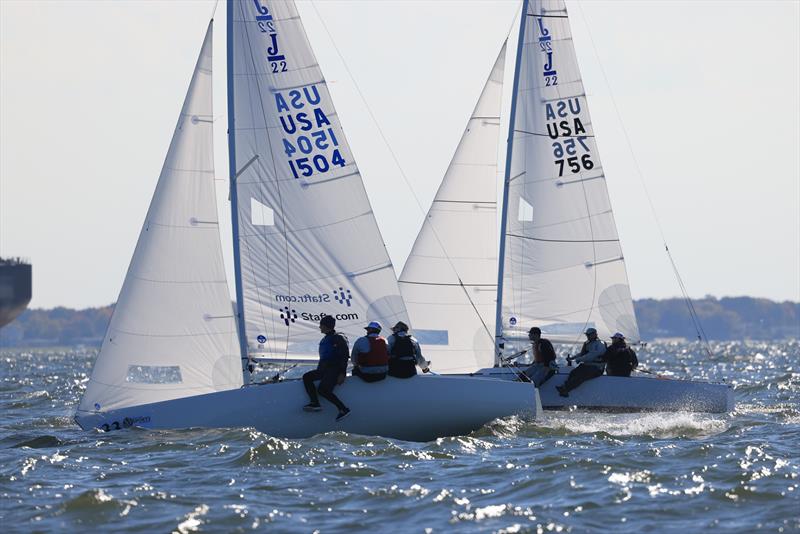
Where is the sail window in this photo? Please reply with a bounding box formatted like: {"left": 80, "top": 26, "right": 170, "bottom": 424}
{"left": 251, "top": 198, "right": 275, "bottom": 226}
{"left": 414, "top": 329, "right": 449, "bottom": 345}
{"left": 517, "top": 198, "right": 533, "bottom": 222}
{"left": 126, "top": 365, "right": 183, "bottom": 384}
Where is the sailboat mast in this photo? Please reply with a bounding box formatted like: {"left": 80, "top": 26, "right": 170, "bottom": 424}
{"left": 494, "top": 0, "right": 529, "bottom": 366}
{"left": 226, "top": 2, "right": 251, "bottom": 384}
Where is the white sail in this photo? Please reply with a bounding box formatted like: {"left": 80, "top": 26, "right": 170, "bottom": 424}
{"left": 497, "top": 0, "right": 639, "bottom": 345}
{"left": 399, "top": 45, "right": 507, "bottom": 373}
{"left": 78, "top": 23, "right": 242, "bottom": 414}
{"left": 227, "top": 0, "right": 408, "bottom": 361}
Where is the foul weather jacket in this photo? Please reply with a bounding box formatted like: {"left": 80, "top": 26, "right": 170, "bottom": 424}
{"left": 573, "top": 338, "right": 607, "bottom": 370}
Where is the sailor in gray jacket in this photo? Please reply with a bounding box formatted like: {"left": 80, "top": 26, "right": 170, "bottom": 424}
{"left": 556, "top": 327, "right": 606, "bottom": 397}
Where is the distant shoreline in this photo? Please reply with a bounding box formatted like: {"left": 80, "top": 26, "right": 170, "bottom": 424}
{"left": 1, "top": 296, "right": 798, "bottom": 347}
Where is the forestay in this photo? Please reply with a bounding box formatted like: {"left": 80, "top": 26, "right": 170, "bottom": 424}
{"left": 399, "top": 45, "right": 507, "bottom": 373}
{"left": 78, "top": 24, "right": 242, "bottom": 415}
{"left": 227, "top": 0, "right": 408, "bottom": 361}
{"left": 497, "top": 0, "right": 639, "bottom": 345}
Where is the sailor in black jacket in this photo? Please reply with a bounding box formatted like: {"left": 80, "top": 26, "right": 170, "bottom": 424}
{"left": 604, "top": 332, "right": 638, "bottom": 377}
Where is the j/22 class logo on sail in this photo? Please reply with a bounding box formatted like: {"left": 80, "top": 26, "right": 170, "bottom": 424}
{"left": 252, "top": 0, "right": 288, "bottom": 73}
{"left": 536, "top": 17, "right": 558, "bottom": 87}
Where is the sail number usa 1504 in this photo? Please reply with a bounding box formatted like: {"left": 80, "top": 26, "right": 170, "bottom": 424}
{"left": 275, "top": 87, "right": 347, "bottom": 180}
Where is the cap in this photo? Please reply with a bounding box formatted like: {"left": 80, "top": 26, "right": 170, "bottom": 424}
{"left": 584, "top": 327, "right": 598, "bottom": 335}
{"left": 529, "top": 326, "right": 541, "bottom": 335}
{"left": 320, "top": 315, "right": 336, "bottom": 328}
{"left": 364, "top": 321, "right": 382, "bottom": 331}
{"left": 611, "top": 332, "right": 625, "bottom": 339}
{"left": 392, "top": 321, "right": 409, "bottom": 332}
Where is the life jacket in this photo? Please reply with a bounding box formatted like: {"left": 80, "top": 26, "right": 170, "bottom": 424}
{"left": 390, "top": 334, "right": 415, "bottom": 360}
{"left": 534, "top": 339, "right": 556, "bottom": 365}
{"left": 606, "top": 346, "right": 637, "bottom": 371}
{"left": 358, "top": 336, "right": 389, "bottom": 367}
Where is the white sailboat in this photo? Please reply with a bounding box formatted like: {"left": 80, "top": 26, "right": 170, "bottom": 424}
{"left": 400, "top": 0, "right": 733, "bottom": 413}
{"left": 74, "top": 1, "right": 541, "bottom": 442}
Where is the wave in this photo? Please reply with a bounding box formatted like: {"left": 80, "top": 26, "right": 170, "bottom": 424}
{"left": 534, "top": 411, "right": 730, "bottom": 439}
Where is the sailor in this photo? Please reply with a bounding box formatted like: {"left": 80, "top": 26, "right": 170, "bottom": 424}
{"left": 387, "top": 321, "right": 430, "bottom": 378}
{"left": 556, "top": 327, "right": 606, "bottom": 397}
{"left": 302, "top": 315, "right": 351, "bottom": 421}
{"left": 522, "top": 327, "right": 557, "bottom": 386}
{"left": 604, "top": 332, "right": 638, "bottom": 377}
{"left": 350, "top": 321, "right": 389, "bottom": 382}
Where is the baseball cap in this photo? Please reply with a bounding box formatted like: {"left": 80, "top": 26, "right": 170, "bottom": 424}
{"left": 584, "top": 327, "right": 598, "bottom": 335}
{"left": 320, "top": 315, "right": 336, "bottom": 328}
{"left": 365, "top": 321, "right": 382, "bottom": 331}
{"left": 611, "top": 332, "right": 625, "bottom": 339}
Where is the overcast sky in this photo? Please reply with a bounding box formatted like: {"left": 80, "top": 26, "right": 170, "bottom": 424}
{"left": 1, "top": 0, "right": 798, "bottom": 309}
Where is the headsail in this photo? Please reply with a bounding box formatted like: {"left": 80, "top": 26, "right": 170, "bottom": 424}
{"left": 497, "top": 0, "right": 639, "bottom": 346}
{"left": 227, "top": 0, "right": 408, "bottom": 361}
{"left": 399, "top": 44, "right": 507, "bottom": 373}
{"left": 78, "top": 23, "right": 242, "bottom": 414}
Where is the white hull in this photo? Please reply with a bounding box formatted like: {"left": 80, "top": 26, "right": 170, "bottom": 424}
{"left": 470, "top": 368, "right": 734, "bottom": 413}
{"left": 75, "top": 374, "right": 541, "bottom": 442}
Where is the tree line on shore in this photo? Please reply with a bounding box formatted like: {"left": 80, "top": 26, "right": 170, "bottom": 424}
{"left": 0, "top": 296, "right": 797, "bottom": 347}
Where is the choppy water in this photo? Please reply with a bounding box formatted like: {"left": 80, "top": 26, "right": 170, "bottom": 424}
{"left": 1, "top": 341, "right": 798, "bottom": 532}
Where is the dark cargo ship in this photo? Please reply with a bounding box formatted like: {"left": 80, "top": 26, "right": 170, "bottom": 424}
{"left": 0, "top": 258, "right": 32, "bottom": 328}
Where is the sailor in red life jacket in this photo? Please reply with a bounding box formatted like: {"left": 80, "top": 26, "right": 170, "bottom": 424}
{"left": 387, "top": 321, "right": 430, "bottom": 378}
{"left": 350, "top": 321, "right": 389, "bottom": 383}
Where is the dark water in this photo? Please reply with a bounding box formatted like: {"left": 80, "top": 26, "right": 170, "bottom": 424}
{"left": 1, "top": 341, "right": 798, "bottom": 532}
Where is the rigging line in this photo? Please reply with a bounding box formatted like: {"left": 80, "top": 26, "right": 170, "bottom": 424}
{"left": 308, "top": 0, "right": 509, "bottom": 344}
{"left": 302, "top": 0, "right": 418, "bottom": 325}
{"left": 210, "top": 0, "right": 220, "bottom": 20}
{"left": 668, "top": 244, "right": 712, "bottom": 356}
{"left": 574, "top": 1, "right": 714, "bottom": 357}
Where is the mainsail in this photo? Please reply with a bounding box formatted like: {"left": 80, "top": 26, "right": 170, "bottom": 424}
{"left": 227, "top": 0, "right": 408, "bottom": 361}
{"left": 399, "top": 45, "right": 507, "bottom": 373}
{"left": 78, "top": 23, "right": 242, "bottom": 414}
{"left": 497, "top": 0, "right": 639, "bottom": 345}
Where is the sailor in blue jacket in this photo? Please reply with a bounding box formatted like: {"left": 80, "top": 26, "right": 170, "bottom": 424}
{"left": 302, "top": 315, "right": 351, "bottom": 421}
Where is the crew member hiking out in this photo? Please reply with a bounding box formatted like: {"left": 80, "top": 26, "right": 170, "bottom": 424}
{"left": 556, "top": 327, "right": 606, "bottom": 397}
{"left": 522, "top": 327, "right": 557, "bottom": 387}
{"left": 350, "top": 321, "right": 389, "bottom": 382}
{"left": 604, "top": 332, "right": 638, "bottom": 377}
{"left": 302, "top": 315, "right": 351, "bottom": 421}
{"left": 387, "top": 321, "right": 430, "bottom": 378}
